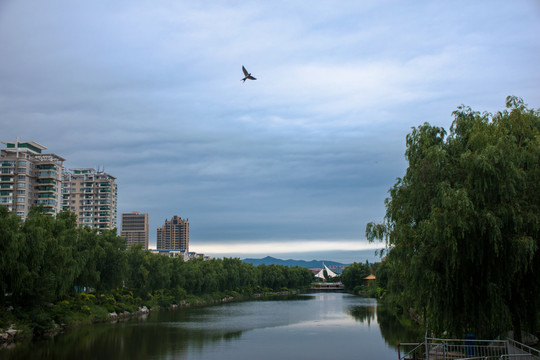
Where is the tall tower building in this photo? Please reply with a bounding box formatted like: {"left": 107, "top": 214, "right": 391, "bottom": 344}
{"left": 121, "top": 211, "right": 149, "bottom": 249}
{"left": 62, "top": 168, "right": 118, "bottom": 233}
{"left": 157, "top": 215, "right": 189, "bottom": 251}
{"left": 1, "top": 139, "right": 65, "bottom": 220}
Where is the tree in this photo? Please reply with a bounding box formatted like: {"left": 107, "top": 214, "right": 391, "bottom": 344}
{"left": 223, "top": 258, "right": 242, "bottom": 291}
{"left": 126, "top": 244, "right": 149, "bottom": 296}
{"left": 366, "top": 97, "right": 540, "bottom": 339}
{"left": 73, "top": 227, "right": 101, "bottom": 290}
{"left": 341, "top": 262, "right": 371, "bottom": 290}
{"left": 145, "top": 251, "right": 172, "bottom": 293}
{"left": 0, "top": 206, "right": 23, "bottom": 304}
{"left": 13, "top": 207, "right": 80, "bottom": 305}
{"left": 95, "top": 229, "right": 127, "bottom": 292}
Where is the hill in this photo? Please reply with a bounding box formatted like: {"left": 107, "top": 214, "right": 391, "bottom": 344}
{"left": 242, "top": 256, "right": 348, "bottom": 268}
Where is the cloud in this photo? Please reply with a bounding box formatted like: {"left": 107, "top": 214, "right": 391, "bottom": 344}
{"left": 1, "top": 0, "right": 539, "bottom": 262}
{"left": 192, "top": 240, "right": 382, "bottom": 255}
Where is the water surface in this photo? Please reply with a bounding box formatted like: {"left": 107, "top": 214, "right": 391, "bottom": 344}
{"left": 2, "top": 293, "right": 415, "bottom": 360}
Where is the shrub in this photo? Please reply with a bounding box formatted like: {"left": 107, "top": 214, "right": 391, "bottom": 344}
{"left": 30, "top": 308, "right": 53, "bottom": 336}
{"left": 172, "top": 287, "right": 187, "bottom": 303}
{"left": 157, "top": 295, "right": 174, "bottom": 309}
{"left": 353, "top": 285, "right": 363, "bottom": 295}
{"left": 88, "top": 304, "right": 109, "bottom": 321}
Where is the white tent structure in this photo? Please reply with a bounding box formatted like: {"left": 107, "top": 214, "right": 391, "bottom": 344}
{"left": 314, "top": 269, "right": 326, "bottom": 280}
{"left": 315, "top": 264, "right": 338, "bottom": 280}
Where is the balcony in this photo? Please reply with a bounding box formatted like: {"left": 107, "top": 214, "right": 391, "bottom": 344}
{"left": 0, "top": 177, "right": 14, "bottom": 183}
{"left": 37, "top": 164, "right": 57, "bottom": 170}
{"left": 1, "top": 164, "right": 15, "bottom": 170}
{"left": 38, "top": 194, "right": 56, "bottom": 199}
{"left": 37, "top": 171, "right": 57, "bottom": 179}
{"left": 0, "top": 197, "right": 13, "bottom": 204}
{"left": 0, "top": 184, "right": 13, "bottom": 189}
{"left": 37, "top": 187, "right": 56, "bottom": 193}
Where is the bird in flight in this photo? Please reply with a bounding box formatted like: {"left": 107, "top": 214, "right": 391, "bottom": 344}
{"left": 241, "top": 66, "right": 257, "bottom": 82}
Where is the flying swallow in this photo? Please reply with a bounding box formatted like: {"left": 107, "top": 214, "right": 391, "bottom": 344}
{"left": 241, "top": 66, "right": 257, "bottom": 82}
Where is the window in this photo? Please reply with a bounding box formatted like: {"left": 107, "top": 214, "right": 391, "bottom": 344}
{"left": 17, "top": 190, "right": 25, "bottom": 195}
{"left": 17, "top": 197, "right": 25, "bottom": 203}
{"left": 17, "top": 175, "right": 26, "bottom": 180}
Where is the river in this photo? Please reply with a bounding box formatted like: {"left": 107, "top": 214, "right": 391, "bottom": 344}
{"left": 1, "top": 293, "right": 422, "bottom": 360}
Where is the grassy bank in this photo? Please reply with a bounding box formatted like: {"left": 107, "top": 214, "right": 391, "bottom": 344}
{"left": 0, "top": 287, "right": 303, "bottom": 346}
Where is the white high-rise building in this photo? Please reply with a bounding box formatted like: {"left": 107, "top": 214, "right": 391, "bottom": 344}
{"left": 1, "top": 139, "right": 65, "bottom": 220}
{"left": 62, "top": 168, "right": 118, "bottom": 233}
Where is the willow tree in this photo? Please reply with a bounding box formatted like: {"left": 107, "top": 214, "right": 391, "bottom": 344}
{"left": 0, "top": 206, "right": 23, "bottom": 304}
{"left": 366, "top": 96, "right": 540, "bottom": 339}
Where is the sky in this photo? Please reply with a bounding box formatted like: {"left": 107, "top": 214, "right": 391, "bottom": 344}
{"left": 1, "top": 1, "right": 539, "bottom": 264}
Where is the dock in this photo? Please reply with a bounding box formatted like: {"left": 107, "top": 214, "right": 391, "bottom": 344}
{"left": 305, "top": 282, "right": 345, "bottom": 293}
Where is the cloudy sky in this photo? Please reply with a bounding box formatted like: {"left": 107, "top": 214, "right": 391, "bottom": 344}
{"left": 1, "top": 1, "right": 539, "bottom": 263}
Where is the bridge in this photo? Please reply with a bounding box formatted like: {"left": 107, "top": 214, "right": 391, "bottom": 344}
{"left": 305, "top": 282, "right": 345, "bottom": 293}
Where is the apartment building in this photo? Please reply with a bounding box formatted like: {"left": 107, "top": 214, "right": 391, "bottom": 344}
{"left": 156, "top": 215, "right": 189, "bottom": 251}
{"left": 120, "top": 211, "right": 149, "bottom": 249}
{"left": 1, "top": 139, "right": 65, "bottom": 220}
{"left": 62, "top": 168, "right": 118, "bottom": 233}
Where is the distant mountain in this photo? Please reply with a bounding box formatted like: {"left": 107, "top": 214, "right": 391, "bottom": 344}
{"left": 242, "top": 256, "right": 348, "bottom": 268}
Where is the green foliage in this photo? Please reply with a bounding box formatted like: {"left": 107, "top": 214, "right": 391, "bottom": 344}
{"left": 95, "top": 230, "right": 127, "bottom": 292}
{"left": 366, "top": 96, "right": 540, "bottom": 338}
{"left": 341, "top": 262, "right": 371, "bottom": 290}
{"left": 0, "top": 206, "right": 23, "bottom": 305}
{"left": 0, "top": 206, "right": 314, "bottom": 337}
{"left": 29, "top": 307, "right": 53, "bottom": 336}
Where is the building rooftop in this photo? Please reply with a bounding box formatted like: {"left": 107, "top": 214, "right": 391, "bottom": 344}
{"left": 2, "top": 140, "right": 47, "bottom": 153}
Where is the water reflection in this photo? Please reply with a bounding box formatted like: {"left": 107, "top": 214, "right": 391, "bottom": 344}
{"left": 377, "top": 304, "right": 424, "bottom": 347}
{"left": 0, "top": 294, "right": 416, "bottom": 360}
{"left": 348, "top": 303, "right": 377, "bottom": 325}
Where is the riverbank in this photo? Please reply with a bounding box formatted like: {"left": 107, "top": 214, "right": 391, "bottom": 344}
{"left": 1, "top": 293, "right": 402, "bottom": 360}
{"left": 0, "top": 288, "right": 302, "bottom": 348}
